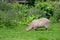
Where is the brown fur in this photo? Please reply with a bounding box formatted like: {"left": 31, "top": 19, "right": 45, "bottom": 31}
{"left": 26, "top": 18, "right": 50, "bottom": 31}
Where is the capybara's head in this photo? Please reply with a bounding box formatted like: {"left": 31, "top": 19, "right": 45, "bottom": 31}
{"left": 26, "top": 25, "right": 32, "bottom": 32}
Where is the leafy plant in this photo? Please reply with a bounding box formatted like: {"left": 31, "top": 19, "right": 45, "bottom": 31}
{"left": 53, "top": 8, "right": 60, "bottom": 23}
{"left": 0, "top": 10, "right": 18, "bottom": 28}
{"left": 35, "top": 2, "right": 54, "bottom": 19}
{"left": 0, "top": 2, "right": 12, "bottom": 11}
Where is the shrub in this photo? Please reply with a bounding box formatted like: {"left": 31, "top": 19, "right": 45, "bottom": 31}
{"left": 11, "top": 3, "right": 28, "bottom": 10}
{"left": 17, "top": 7, "right": 46, "bottom": 25}
{"left": 0, "top": 2, "right": 12, "bottom": 11}
{"left": 53, "top": 8, "right": 60, "bottom": 23}
{"left": 35, "top": 2, "right": 54, "bottom": 19}
{"left": 0, "top": 2, "right": 29, "bottom": 28}
{"left": 1, "top": 2, "right": 59, "bottom": 28}
{"left": 0, "top": 10, "right": 18, "bottom": 28}
{"left": 0, "top": 2, "right": 28, "bottom": 11}
{"left": 50, "top": 2, "right": 60, "bottom": 23}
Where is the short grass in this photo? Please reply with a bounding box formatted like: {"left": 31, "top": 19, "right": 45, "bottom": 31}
{"left": 0, "top": 23, "right": 60, "bottom": 40}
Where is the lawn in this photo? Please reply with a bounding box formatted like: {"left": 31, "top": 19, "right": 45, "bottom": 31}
{"left": 0, "top": 23, "right": 60, "bottom": 40}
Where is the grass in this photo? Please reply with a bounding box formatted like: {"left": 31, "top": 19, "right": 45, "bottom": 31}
{"left": 0, "top": 23, "right": 60, "bottom": 40}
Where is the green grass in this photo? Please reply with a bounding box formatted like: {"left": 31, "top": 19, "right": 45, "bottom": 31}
{"left": 0, "top": 23, "right": 60, "bottom": 40}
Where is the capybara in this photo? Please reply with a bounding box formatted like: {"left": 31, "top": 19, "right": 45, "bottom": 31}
{"left": 26, "top": 18, "right": 50, "bottom": 31}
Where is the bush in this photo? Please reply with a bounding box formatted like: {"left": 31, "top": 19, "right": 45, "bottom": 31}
{"left": 17, "top": 7, "right": 46, "bottom": 25}
{"left": 1, "top": 2, "right": 60, "bottom": 28}
{"left": 53, "top": 8, "right": 60, "bottom": 23}
{"left": 35, "top": 2, "right": 54, "bottom": 19}
{"left": 0, "top": 2, "right": 12, "bottom": 11}
{"left": 0, "top": 10, "right": 18, "bottom": 28}
{"left": 11, "top": 3, "right": 28, "bottom": 10}
{"left": 49, "top": 2, "right": 60, "bottom": 23}
{"left": 0, "top": 2, "right": 28, "bottom": 11}
{"left": 0, "top": 2, "right": 29, "bottom": 28}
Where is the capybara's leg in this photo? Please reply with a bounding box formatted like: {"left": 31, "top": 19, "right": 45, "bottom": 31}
{"left": 33, "top": 27, "right": 37, "bottom": 31}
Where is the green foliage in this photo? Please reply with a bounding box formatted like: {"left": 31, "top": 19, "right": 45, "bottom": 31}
{"left": 50, "top": 2, "right": 60, "bottom": 23}
{"left": 35, "top": 2, "right": 54, "bottom": 19}
{"left": 0, "top": 2, "right": 42, "bottom": 28}
{"left": 0, "top": 2, "right": 29, "bottom": 28}
{"left": 17, "top": 8, "right": 43, "bottom": 25}
{"left": 0, "top": 2, "right": 28, "bottom": 11}
{"left": 11, "top": 3, "right": 28, "bottom": 10}
{"left": 35, "top": 2, "right": 53, "bottom": 10}
{"left": 0, "top": 1, "right": 60, "bottom": 28}
{"left": 0, "top": 2, "right": 12, "bottom": 11}
{"left": 53, "top": 8, "right": 60, "bottom": 23}
{"left": 0, "top": 10, "right": 18, "bottom": 28}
